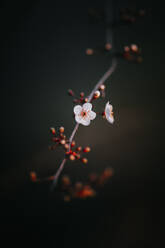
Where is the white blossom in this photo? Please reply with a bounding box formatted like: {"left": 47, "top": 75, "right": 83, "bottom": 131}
{"left": 105, "top": 101, "right": 114, "bottom": 124}
{"left": 74, "top": 103, "right": 96, "bottom": 126}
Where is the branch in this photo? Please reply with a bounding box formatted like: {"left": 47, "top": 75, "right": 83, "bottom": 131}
{"left": 51, "top": 59, "right": 117, "bottom": 190}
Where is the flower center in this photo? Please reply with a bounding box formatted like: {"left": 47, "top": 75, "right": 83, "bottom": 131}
{"left": 81, "top": 111, "right": 87, "bottom": 118}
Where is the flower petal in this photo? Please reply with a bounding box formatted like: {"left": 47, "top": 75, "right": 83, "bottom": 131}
{"left": 106, "top": 115, "right": 114, "bottom": 124}
{"left": 80, "top": 118, "right": 90, "bottom": 126}
{"left": 82, "top": 103, "right": 92, "bottom": 112}
{"left": 105, "top": 102, "right": 114, "bottom": 124}
{"left": 88, "top": 110, "right": 96, "bottom": 120}
{"left": 75, "top": 115, "right": 82, "bottom": 124}
{"left": 74, "top": 105, "right": 82, "bottom": 115}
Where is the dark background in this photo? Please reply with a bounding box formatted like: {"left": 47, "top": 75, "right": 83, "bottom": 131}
{"left": 0, "top": 0, "right": 162, "bottom": 247}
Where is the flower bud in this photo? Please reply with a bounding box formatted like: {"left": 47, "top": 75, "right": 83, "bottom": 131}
{"left": 30, "top": 172, "right": 37, "bottom": 182}
{"left": 59, "top": 126, "right": 64, "bottom": 133}
{"left": 75, "top": 154, "right": 81, "bottom": 159}
{"left": 61, "top": 175, "right": 71, "bottom": 186}
{"left": 80, "top": 92, "right": 84, "bottom": 98}
{"left": 86, "top": 48, "right": 94, "bottom": 55}
{"left": 84, "top": 98, "right": 88, "bottom": 103}
{"left": 103, "top": 168, "right": 114, "bottom": 178}
{"left": 68, "top": 89, "right": 74, "bottom": 96}
{"left": 71, "top": 141, "right": 75, "bottom": 147}
{"left": 130, "top": 44, "right": 138, "bottom": 52}
{"left": 89, "top": 173, "right": 98, "bottom": 182}
{"left": 99, "top": 84, "right": 105, "bottom": 91}
{"left": 76, "top": 146, "right": 82, "bottom": 152}
{"left": 52, "top": 137, "right": 59, "bottom": 142}
{"left": 81, "top": 158, "right": 88, "bottom": 164}
{"left": 60, "top": 139, "right": 66, "bottom": 145}
{"left": 69, "top": 154, "right": 75, "bottom": 161}
{"left": 105, "top": 43, "right": 112, "bottom": 51}
{"left": 94, "top": 90, "right": 100, "bottom": 99}
{"left": 64, "top": 144, "right": 69, "bottom": 150}
{"left": 124, "top": 46, "right": 130, "bottom": 52}
{"left": 83, "top": 147, "right": 91, "bottom": 153}
{"left": 50, "top": 127, "right": 56, "bottom": 135}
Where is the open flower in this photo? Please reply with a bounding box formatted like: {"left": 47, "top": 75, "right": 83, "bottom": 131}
{"left": 105, "top": 101, "right": 114, "bottom": 124}
{"left": 74, "top": 103, "right": 96, "bottom": 126}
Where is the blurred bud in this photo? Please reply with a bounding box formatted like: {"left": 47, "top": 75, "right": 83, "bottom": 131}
{"left": 60, "top": 139, "right": 66, "bottom": 145}
{"left": 80, "top": 92, "right": 84, "bottom": 98}
{"left": 48, "top": 176, "right": 55, "bottom": 181}
{"left": 86, "top": 48, "right": 94, "bottom": 55}
{"left": 75, "top": 182, "right": 83, "bottom": 190}
{"left": 130, "top": 44, "right": 138, "bottom": 52}
{"left": 52, "top": 137, "right": 59, "bottom": 142}
{"left": 99, "top": 84, "right": 105, "bottom": 91}
{"left": 105, "top": 43, "right": 112, "bottom": 51}
{"left": 89, "top": 173, "right": 98, "bottom": 182}
{"left": 64, "top": 144, "right": 70, "bottom": 150}
{"left": 73, "top": 99, "right": 79, "bottom": 103}
{"left": 94, "top": 90, "right": 100, "bottom": 99}
{"left": 30, "top": 172, "right": 37, "bottom": 182}
{"left": 103, "top": 167, "right": 114, "bottom": 178}
{"left": 83, "top": 147, "right": 91, "bottom": 153}
{"left": 75, "top": 154, "right": 81, "bottom": 159}
{"left": 59, "top": 126, "right": 64, "bottom": 133}
{"left": 64, "top": 195, "right": 71, "bottom": 202}
{"left": 76, "top": 146, "right": 82, "bottom": 152}
{"left": 61, "top": 175, "right": 71, "bottom": 186}
{"left": 68, "top": 89, "right": 74, "bottom": 96}
{"left": 50, "top": 127, "right": 56, "bottom": 135}
{"left": 69, "top": 154, "right": 75, "bottom": 161}
{"left": 84, "top": 98, "right": 88, "bottom": 103}
{"left": 98, "top": 168, "right": 114, "bottom": 185}
{"left": 124, "top": 46, "right": 130, "bottom": 52}
{"left": 76, "top": 185, "right": 95, "bottom": 198}
{"left": 71, "top": 141, "right": 75, "bottom": 147}
{"left": 81, "top": 158, "right": 88, "bottom": 164}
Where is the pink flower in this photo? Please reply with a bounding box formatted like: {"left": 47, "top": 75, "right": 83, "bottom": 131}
{"left": 74, "top": 103, "right": 96, "bottom": 126}
{"left": 105, "top": 102, "right": 114, "bottom": 124}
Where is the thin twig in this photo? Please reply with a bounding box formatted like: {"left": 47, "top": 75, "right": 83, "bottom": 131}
{"left": 50, "top": 158, "right": 67, "bottom": 190}
{"left": 51, "top": 59, "right": 117, "bottom": 190}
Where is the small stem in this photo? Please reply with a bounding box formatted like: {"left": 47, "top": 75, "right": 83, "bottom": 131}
{"left": 51, "top": 158, "right": 67, "bottom": 190}
{"left": 51, "top": 59, "right": 117, "bottom": 190}
{"left": 88, "top": 59, "right": 117, "bottom": 102}
{"left": 69, "top": 123, "right": 79, "bottom": 148}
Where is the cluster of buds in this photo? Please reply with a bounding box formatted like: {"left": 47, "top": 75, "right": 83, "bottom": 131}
{"left": 120, "top": 8, "right": 145, "bottom": 24}
{"left": 85, "top": 43, "right": 112, "bottom": 56}
{"left": 49, "top": 126, "right": 91, "bottom": 164}
{"left": 123, "top": 44, "right": 143, "bottom": 63}
{"left": 29, "top": 171, "right": 55, "bottom": 183}
{"left": 68, "top": 89, "right": 88, "bottom": 104}
{"left": 92, "top": 84, "right": 106, "bottom": 101}
{"left": 49, "top": 126, "right": 67, "bottom": 150}
{"left": 61, "top": 167, "right": 114, "bottom": 202}
{"left": 65, "top": 143, "right": 91, "bottom": 164}
{"left": 88, "top": 167, "right": 114, "bottom": 186}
